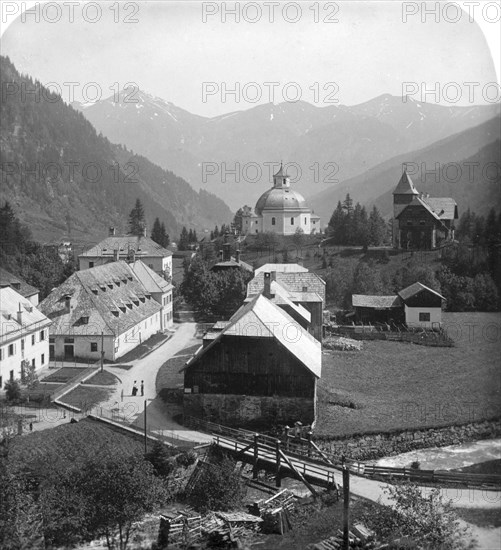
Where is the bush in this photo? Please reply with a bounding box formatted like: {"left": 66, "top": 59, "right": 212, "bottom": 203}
{"left": 4, "top": 380, "right": 21, "bottom": 402}
{"left": 175, "top": 450, "right": 197, "bottom": 468}
{"left": 188, "top": 445, "right": 245, "bottom": 513}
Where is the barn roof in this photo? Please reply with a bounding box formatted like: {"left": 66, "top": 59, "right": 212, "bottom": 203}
{"left": 0, "top": 287, "right": 51, "bottom": 343}
{"left": 352, "top": 295, "right": 401, "bottom": 309}
{"left": 79, "top": 235, "right": 172, "bottom": 258}
{"left": 39, "top": 261, "right": 161, "bottom": 336}
{"left": 186, "top": 294, "right": 321, "bottom": 378}
{"left": 398, "top": 282, "right": 445, "bottom": 302}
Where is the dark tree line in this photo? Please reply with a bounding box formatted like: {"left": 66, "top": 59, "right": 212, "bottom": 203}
{"left": 178, "top": 226, "right": 198, "bottom": 251}
{"left": 0, "top": 202, "right": 76, "bottom": 300}
{"left": 150, "top": 217, "right": 170, "bottom": 248}
{"left": 328, "top": 194, "right": 388, "bottom": 247}
{"left": 456, "top": 207, "right": 501, "bottom": 245}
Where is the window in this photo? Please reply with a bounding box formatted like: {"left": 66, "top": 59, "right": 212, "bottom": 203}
{"left": 40, "top": 330, "right": 45, "bottom": 341}
{"left": 41, "top": 354, "right": 45, "bottom": 365}
{"left": 64, "top": 337, "right": 74, "bottom": 343}
{"left": 255, "top": 220, "right": 258, "bottom": 225}
{"left": 406, "top": 221, "right": 412, "bottom": 226}
{"left": 271, "top": 217, "right": 276, "bottom": 226}
{"left": 10, "top": 370, "right": 14, "bottom": 381}
{"left": 148, "top": 264, "right": 153, "bottom": 269}
{"left": 49, "top": 337, "right": 55, "bottom": 343}
{"left": 304, "top": 217, "right": 307, "bottom": 224}
{"left": 8, "top": 344, "right": 14, "bottom": 356}
{"left": 89, "top": 261, "right": 94, "bottom": 268}
{"left": 31, "top": 335, "right": 35, "bottom": 345}
{"left": 0, "top": 349, "right": 3, "bottom": 361}
{"left": 90, "top": 342, "right": 98, "bottom": 352}
{"left": 419, "top": 220, "right": 425, "bottom": 226}
{"left": 291, "top": 217, "right": 294, "bottom": 225}
{"left": 31, "top": 358, "right": 35, "bottom": 368}
{"left": 419, "top": 312, "right": 431, "bottom": 322}
{"left": 21, "top": 339, "right": 25, "bottom": 352}
{"left": 0, "top": 376, "right": 2, "bottom": 388}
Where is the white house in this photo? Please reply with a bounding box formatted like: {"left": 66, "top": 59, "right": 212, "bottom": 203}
{"left": 78, "top": 230, "right": 172, "bottom": 280}
{"left": 398, "top": 282, "right": 445, "bottom": 329}
{"left": 0, "top": 287, "right": 51, "bottom": 390}
{"left": 40, "top": 261, "right": 163, "bottom": 362}
{"left": 0, "top": 267, "right": 40, "bottom": 306}
{"left": 240, "top": 164, "right": 321, "bottom": 236}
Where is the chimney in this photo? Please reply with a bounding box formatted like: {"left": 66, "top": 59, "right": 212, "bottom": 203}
{"left": 16, "top": 303, "right": 23, "bottom": 324}
{"left": 113, "top": 248, "right": 120, "bottom": 262}
{"left": 129, "top": 249, "right": 136, "bottom": 263}
{"left": 263, "top": 272, "right": 272, "bottom": 299}
{"left": 109, "top": 226, "right": 116, "bottom": 236}
{"left": 235, "top": 249, "right": 241, "bottom": 263}
{"left": 64, "top": 295, "right": 71, "bottom": 313}
{"left": 223, "top": 242, "right": 231, "bottom": 262}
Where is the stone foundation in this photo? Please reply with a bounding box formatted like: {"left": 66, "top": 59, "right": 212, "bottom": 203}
{"left": 184, "top": 393, "right": 315, "bottom": 428}
{"left": 315, "top": 419, "right": 501, "bottom": 462}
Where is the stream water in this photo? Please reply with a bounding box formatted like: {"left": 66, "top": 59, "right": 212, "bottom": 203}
{"left": 373, "top": 438, "right": 501, "bottom": 470}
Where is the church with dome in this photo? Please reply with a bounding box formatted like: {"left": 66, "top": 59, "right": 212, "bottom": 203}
{"left": 240, "top": 165, "right": 321, "bottom": 236}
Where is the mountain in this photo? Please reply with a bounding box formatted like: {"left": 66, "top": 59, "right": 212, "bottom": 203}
{"left": 309, "top": 116, "right": 501, "bottom": 222}
{"left": 0, "top": 57, "right": 232, "bottom": 243}
{"left": 76, "top": 89, "right": 500, "bottom": 209}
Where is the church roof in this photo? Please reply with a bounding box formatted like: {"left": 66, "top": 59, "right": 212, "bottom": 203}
{"left": 255, "top": 187, "right": 310, "bottom": 215}
{"left": 393, "top": 171, "right": 419, "bottom": 195}
{"left": 274, "top": 163, "right": 289, "bottom": 178}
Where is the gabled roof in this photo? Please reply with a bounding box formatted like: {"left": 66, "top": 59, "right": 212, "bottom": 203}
{"left": 352, "top": 294, "right": 401, "bottom": 309}
{"left": 393, "top": 171, "right": 419, "bottom": 195}
{"left": 422, "top": 197, "right": 458, "bottom": 220}
{"left": 0, "top": 287, "right": 51, "bottom": 343}
{"left": 39, "top": 261, "right": 161, "bottom": 336}
{"left": 254, "top": 263, "right": 308, "bottom": 275}
{"left": 212, "top": 258, "right": 253, "bottom": 272}
{"left": 398, "top": 282, "right": 445, "bottom": 302}
{"left": 79, "top": 236, "right": 172, "bottom": 258}
{"left": 244, "top": 280, "right": 311, "bottom": 324}
{"left": 247, "top": 272, "right": 325, "bottom": 302}
{"left": 186, "top": 294, "right": 321, "bottom": 378}
{"left": 396, "top": 195, "right": 445, "bottom": 224}
{"left": 129, "top": 260, "right": 173, "bottom": 294}
{"left": 0, "top": 267, "right": 39, "bottom": 298}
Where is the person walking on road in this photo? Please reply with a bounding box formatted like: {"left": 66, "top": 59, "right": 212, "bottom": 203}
{"left": 140, "top": 380, "right": 144, "bottom": 396}
{"left": 132, "top": 381, "right": 138, "bottom": 396}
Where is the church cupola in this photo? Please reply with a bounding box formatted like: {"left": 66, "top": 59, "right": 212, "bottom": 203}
{"left": 273, "top": 162, "right": 290, "bottom": 189}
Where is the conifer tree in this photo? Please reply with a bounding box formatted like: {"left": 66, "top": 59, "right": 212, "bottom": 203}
{"left": 128, "top": 198, "right": 145, "bottom": 236}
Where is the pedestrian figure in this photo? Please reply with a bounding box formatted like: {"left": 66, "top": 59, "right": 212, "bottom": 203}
{"left": 29, "top": 422, "right": 33, "bottom": 432}
{"left": 140, "top": 380, "right": 144, "bottom": 396}
{"left": 132, "top": 381, "right": 138, "bottom": 396}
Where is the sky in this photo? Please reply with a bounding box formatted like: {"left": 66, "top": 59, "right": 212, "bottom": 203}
{"left": 1, "top": 1, "right": 499, "bottom": 117}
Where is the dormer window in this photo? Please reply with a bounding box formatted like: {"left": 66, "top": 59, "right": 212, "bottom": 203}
{"left": 302, "top": 286, "right": 308, "bottom": 292}
{"left": 121, "top": 278, "right": 128, "bottom": 284}
{"left": 81, "top": 316, "right": 89, "bottom": 324}
{"left": 126, "top": 303, "right": 133, "bottom": 309}
{"left": 139, "top": 296, "right": 146, "bottom": 303}
{"left": 91, "top": 288, "right": 98, "bottom": 295}
{"left": 127, "top": 276, "right": 133, "bottom": 281}
{"left": 108, "top": 283, "right": 113, "bottom": 289}
{"left": 119, "top": 306, "right": 126, "bottom": 313}
{"left": 100, "top": 285, "right": 106, "bottom": 292}
{"left": 133, "top": 299, "right": 139, "bottom": 306}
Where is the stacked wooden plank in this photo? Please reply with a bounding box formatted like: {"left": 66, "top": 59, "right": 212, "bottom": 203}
{"left": 305, "top": 526, "right": 388, "bottom": 550}
{"left": 248, "top": 489, "right": 296, "bottom": 534}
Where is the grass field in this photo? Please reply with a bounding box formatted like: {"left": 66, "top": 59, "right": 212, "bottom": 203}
{"left": 316, "top": 312, "right": 501, "bottom": 437}
{"left": 59, "top": 386, "right": 114, "bottom": 410}
{"left": 42, "top": 367, "right": 88, "bottom": 384}
{"left": 85, "top": 370, "right": 119, "bottom": 386}
{"left": 8, "top": 418, "right": 142, "bottom": 468}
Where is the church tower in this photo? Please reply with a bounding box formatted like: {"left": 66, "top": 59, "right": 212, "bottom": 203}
{"left": 273, "top": 163, "right": 290, "bottom": 189}
{"left": 393, "top": 169, "right": 419, "bottom": 219}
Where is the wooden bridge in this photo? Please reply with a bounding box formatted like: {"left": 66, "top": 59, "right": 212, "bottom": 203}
{"left": 185, "top": 416, "right": 501, "bottom": 494}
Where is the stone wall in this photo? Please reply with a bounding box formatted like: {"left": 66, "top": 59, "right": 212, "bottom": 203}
{"left": 315, "top": 419, "right": 501, "bottom": 462}
{"left": 184, "top": 393, "right": 315, "bottom": 428}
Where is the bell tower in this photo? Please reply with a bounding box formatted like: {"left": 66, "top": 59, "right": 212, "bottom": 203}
{"left": 273, "top": 162, "right": 290, "bottom": 189}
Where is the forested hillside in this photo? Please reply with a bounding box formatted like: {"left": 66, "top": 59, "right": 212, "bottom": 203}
{"left": 0, "top": 56, "right": 232, "bottom": 242}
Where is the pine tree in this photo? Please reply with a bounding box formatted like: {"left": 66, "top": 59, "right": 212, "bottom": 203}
{"left": 160, "top": 222, "right": 170, "bottom": 248}
{"left": 178, "top": 227, "right": 189, "bottom": 251}
{"left": 150, "top": 217, "right": 162, "bottom": 245}
{"left": 128, "top": 198, "right": 145, "bottom": 236}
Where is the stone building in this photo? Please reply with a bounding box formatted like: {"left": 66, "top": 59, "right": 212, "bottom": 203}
{"left": 0, "top": 287, "right": 51, "bottom": 390}
{"left": 393, "top": 171, "right": 458, "bottom": 249}
{"left": 240, "top": 164, "right": 321, "bottom": 235}
{"left": 183, "top": 293, "right": 321, "bottom": 428}
{"left": 40, "top": 261, "right": 166, "bottom": 361}
{"left": 79, "top": 228, "right": 172, "bottom": 279}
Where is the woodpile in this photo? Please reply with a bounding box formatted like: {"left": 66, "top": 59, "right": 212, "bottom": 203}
{"left": 247, "top": 488, "right": 296, "bottom": 534}
{"left": 323, "top": 336, "right": 362, "bottom": 351}
{"left": 306, "top": 525, "right": 388, "bottom": 550}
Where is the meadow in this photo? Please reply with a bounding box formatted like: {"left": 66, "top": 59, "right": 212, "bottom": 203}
{"left": 316, "top": 312, "right": 501, "bottom": 437}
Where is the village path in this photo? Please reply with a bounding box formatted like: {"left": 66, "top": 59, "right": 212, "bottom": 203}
{"left": 99, "top": 322, "right": 212, "bottom": 445}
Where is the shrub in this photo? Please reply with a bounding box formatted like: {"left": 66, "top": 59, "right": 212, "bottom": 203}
{"left": 4, "top": 380, "right": 21, "bottom": 402}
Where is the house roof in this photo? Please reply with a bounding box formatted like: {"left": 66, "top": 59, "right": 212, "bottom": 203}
{"left": 186, "top": 294, "right": 321, "bottom": 378}
{"left": 422, "top": 197, "right": 458, "bottom": 220}
{"left": 393, "top": 171, "right": 419, "bottom": 195}
{"left": 79, "top": 236, "right": 172, "bottom": 258}
{"left": 244, "top": 280, "right": 311, "bottom": 324}
{"left": 129, "top": 260, "right": 173, "bottom": 294}
{"left": 398, "top": 282, "right": 446, "bottom": 302}
{"left": 352, "top": 294, "right": 401, "bottom": 309}
{"left": 0, "top": 287, "right": 51, "bottom": 343}
{"left": 254, "top": 263, "right": 308, "bottom": 275}
{"left": 212, "top": 258, "right": 253, "bottom": 272}
{"left": 0, "top": 267, "right": 39, "bottom": 298}
{"left": 247, "top": 272, "right": 325, "bottom": 302}
{"left": 39, "top": 261, "right": 161, "bottom": 337}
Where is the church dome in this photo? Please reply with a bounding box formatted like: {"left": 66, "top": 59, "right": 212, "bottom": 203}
{"left": 255, "top": 187, "right": 309, "bottom": 215}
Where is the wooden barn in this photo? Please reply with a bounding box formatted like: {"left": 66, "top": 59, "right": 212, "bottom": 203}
{"left": 182, "top": 293, "right": 321, "bottom": 428}
{"left": 352, "top": 282, "right": 445, "bottom": 329}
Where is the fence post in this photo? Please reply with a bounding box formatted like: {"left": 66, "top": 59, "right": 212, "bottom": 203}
{"left": 253, "top": 433, "right": 259, "bottom": 479}
{"left": 275, "top": 439, "right": 281, "bottom": 488}
{"left": 342, "top": 466, "right": 350, "bottom": 550}
{"left": 307, "top": 431, "right": 312, "bottom": 458}
{"left": 284, "top": 425, "right": 290, "bottom": 451}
